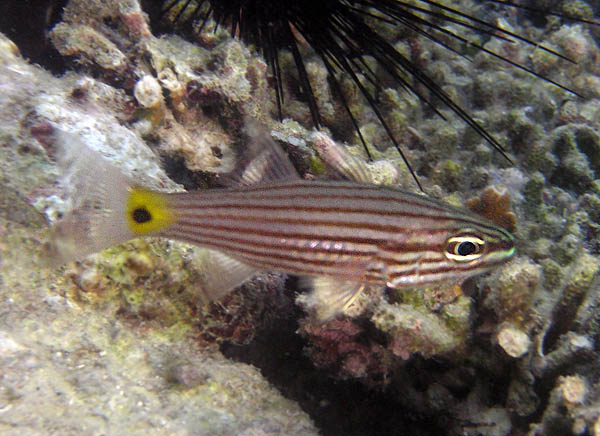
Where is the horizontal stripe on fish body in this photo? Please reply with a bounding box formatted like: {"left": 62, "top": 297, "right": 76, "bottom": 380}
{"left": 158, "top": 180, "right": 513, "bottom": 287}
{"left": 168, "top": 181, "right": 509, "bottom": 234}
{"left": 162, "top": 226, "right": 384, "bottom": 280}
{"left": 168, "top": 180, "right": 503, "bottom": 229}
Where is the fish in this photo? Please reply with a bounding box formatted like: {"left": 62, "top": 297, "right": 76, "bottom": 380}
{"left": 45, "top": 120, "right": 515, "bottom": 320}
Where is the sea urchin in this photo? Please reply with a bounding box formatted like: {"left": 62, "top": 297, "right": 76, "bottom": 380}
{"left": 152, "top": 0, "right": 598, "bottom": 189}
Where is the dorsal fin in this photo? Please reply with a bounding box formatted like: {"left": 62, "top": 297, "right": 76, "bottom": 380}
{"left": 310, "top": 132, "right": 373, "bottom": 184}
{"left": 222, "top": 118, "right": 300, "bottom": 187}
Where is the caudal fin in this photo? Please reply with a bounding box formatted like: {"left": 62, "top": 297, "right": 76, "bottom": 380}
{"left": 45, "top": 129, "right": 136, "bottom": 266}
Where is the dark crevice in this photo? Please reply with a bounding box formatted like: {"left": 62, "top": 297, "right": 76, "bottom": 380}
{"left": 220, "top": 283, "right": 449, "bottom": 436}
{"left": 0, "top": 0, "right": 68, "bottom": 75}
{"left": 160, "top": 154, "right": 218, "bottom": 190}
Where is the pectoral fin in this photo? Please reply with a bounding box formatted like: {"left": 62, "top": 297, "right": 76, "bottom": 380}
{"left": 196, "top": 250, "right": 258, "bottom": 304}
{"left": 298, "top": 276, "right": 366, "bottom": 321}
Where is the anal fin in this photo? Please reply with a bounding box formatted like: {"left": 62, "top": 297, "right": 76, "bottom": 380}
{"left": 196, "top": 250, "right": 258, "bottom": 304}
{"left": 298, "top": 276, "right": 366, "bottom": 321}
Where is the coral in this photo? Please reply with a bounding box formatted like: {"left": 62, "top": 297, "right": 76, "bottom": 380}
{"left": 541, "top": 252, "right": 600, "bottom": 353}
{"left": 157, "top": 67, "right": 186, "bottom": 114}
{"left": 482, "top": 258, "right": 541, "bottom": 327}
{"left": 560, "top": 375, "right": 588, "bottom": 405}
{"left": 0, "top": 216, "right": 317, "bottom": 436}
{"left": 529, "top": 375, "right": 589, "bottom": 436}
{"left": 431, "top": 159, "right": 464, "bottom": 192}
{"left": 2, "top": 0, "right": 600, "bottom": 434}
{"left": 133, "top": 74, "right": 168, "bottom": 127}
{"left": 496, "top": 245, "right": 600, "bottom": 433}
{"left": 540, "top": 258, "right": 565, "bottom": 289}
{"left": 522, "top": 172, "right": 548, "bottom": 221}
{"left": 156, "top": 110, "right": 237, "bottom": 173}
{"left": 134, "top": 74, "right": 164, "bottom": 109}
{"left": 372, "top": 297, "right": 470, "bottom": 360}
{"left": 48, "top": 0, "right": 275, "bottom": 176}
{"left": 496, "top": 325, "right": 531, "bottom": 358}
{"left": 505, "top": 108, "right": 544, "bottom": 151}
{"left": 50, "top": 23, "right": 131, "bottom": 80}
{"left": 59, "top": 238, "right": 289, "bottom": 347}
{"left": 547, "top": 125, "right": 598, "bottom": 193}
{"left": 299, "top": 318, "right": 388, "bottom": 381}
{"left": 143, "top": 35, "right": 272, "bottom": 172}
{"left": 299, "top": 281, "right": 471, "bottom": 382}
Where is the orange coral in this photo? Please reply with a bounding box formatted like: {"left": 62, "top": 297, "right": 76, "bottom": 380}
{"left": 466, "top": 186, "right": 516, "bottom": 232}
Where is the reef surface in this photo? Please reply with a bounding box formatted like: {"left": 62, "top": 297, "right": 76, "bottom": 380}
{"left": 0, "top": 0, "right": 599, "bottom": 435}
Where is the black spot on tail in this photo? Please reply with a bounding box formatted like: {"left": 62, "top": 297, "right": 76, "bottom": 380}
{"left": 133, "top": 207, "right": 152, "bottom": 224}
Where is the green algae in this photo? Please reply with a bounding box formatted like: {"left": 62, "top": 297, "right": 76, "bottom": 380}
{"left": 308, "top": 154, "right": 327, "bottom": 175}
{"left": 432, "top": 159, "right": 463, "bottom": 191}
{"left": 522, "top": 172, "right": 546, "bottom": 221}
{"left": 541, "top": 258, "right": 565, "bottom": 290}
{"left": 564, "top": 252, "right": 599, "bottom": 296}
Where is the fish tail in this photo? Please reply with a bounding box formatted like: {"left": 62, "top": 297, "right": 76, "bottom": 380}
{"left": 46, "top": 130, "right": 139, "bottom": 265}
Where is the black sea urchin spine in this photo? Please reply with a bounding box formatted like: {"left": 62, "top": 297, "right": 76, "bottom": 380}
{"left": 157, "top": 0, "right": 598, "bottom": 189}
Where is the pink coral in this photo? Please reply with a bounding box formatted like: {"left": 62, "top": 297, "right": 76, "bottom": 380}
{"left": 300, "top": 318, "right": 388, "bottom": 381}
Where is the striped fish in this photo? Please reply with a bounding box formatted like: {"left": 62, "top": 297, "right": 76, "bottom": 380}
{"left": 47, "top": 122, "right": 515, "bottom": 319}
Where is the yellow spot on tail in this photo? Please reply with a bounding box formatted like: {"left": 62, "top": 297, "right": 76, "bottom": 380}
{"left": 126, "top": 187, "right": 174, "bottom": 235}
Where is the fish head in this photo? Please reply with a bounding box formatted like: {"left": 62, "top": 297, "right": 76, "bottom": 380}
{"left": 386, "top": 215, "right": 515, "bottom": 289}
{"left": 441, "top": 224, "right": 515, "bottom": 274}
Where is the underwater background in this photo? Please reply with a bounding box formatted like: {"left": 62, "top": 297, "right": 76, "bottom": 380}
{"left": 0, "top": 0, "right": 599, "bottom": 435}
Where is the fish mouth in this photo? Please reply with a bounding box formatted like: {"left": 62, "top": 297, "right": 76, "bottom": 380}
{"left": 501, "top": 238, "right": 516, "bottom": 258}
{"left": 484, "top": 244, "right": 516, "bottom": 268}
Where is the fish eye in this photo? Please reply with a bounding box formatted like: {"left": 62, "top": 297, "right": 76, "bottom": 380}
{"left": 444, "top": 232, "right": 485, "bottom": 263}
{"left": 456, "top": 240, "right": 477, "bottom": 256}
{"left": 132, "top": 207, "right": 152, "bottom": 224}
